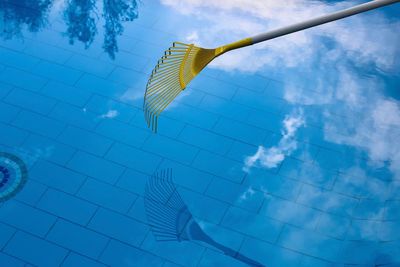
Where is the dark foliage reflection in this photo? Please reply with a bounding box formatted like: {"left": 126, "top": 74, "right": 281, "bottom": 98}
{"left": 63, "top": 0, "right": 98, "bottom": 49}
{"left": 103, "top": 0, "right": 138, "bottom": 58}
{"left": 0, "top": 0, "right": 53, "bottom": 40}
{"left": 0, "top": 0, "right": 139, "bottom": 58}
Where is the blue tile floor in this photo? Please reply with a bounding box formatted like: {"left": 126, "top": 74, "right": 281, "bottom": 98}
{"left": 0, "top": 0, "right": 400, "bottom": 266}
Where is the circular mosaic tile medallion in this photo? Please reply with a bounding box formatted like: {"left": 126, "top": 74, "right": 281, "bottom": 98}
{"left": 0, "top": 152, "right": 28, "bottom": 202}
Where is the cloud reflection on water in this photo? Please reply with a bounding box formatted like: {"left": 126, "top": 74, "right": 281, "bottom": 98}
{"left": 160, "top": 0, "right": 400, "bottom": 265}
{"left": 244, "top": 109, "right": 305, "bottom": 171}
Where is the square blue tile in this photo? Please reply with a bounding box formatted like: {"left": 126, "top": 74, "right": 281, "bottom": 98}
{"left": 192, "top": 150, "right": 246, "bottom": 183}
{"left": 49, "top": 102, "right": 100, "bottom": 130}
{"left": 58, "top": 126, "right": 113, "bottom": 156}
{"left": 88, "top": 208, "right": 149, "bottom": 247}
{"left": 206, "top": 178, "right": 264, "bottom": 212}
{"left": 315, "top": 213, "right": 351, "bottom": 240}
{"left": 333, "top": 173, "right": 390, "bottom": 199}
{"left": 30, "top": 159, "right": 86, "bottom": 194}
{"left": 65, "top": 54, "right": 115, "bottom": 78}
{"left": 299, "top": 255, "right": 335, "bottom": 267}
{"left": 37, "top": 188, "right": 97, "bottom": 225}
{"left": 40, "top": 81, "right": 93, "bottom": 107}
{"left": 12, "top": 110, "right": 65, "bottom": 139}
{"left": 0, "top": 200, "right": 56, "bottom": 237}
{"left": 100, "top": 50, "right": 149, "bottom": 72}
{"left": 0, "top": 102, "right": 20, "bottom": 123}
{"left": 142, "top": 135, "right": 199, "bottom": 165}
{"left": 0, "top": 252, "right": 26, "bottom": 267}
{"left": 277, "top": 225, "right": 343, "bottom": 262}
{"left": 75, "top": 74, "right": 126, "bottom": 98}
{"left": 14, "top": 179, "right": 47, "bottom": 205}
{"left": 130, "top": 112, "right": 186, "bottom": 139}
{"left": 106, "top": 142, "right": 162, "bottom": 174}
{"left": 226, "top": 140, "right": 258, "bottom": 162}
{"left": 77, "top": 178, "right": 137, "bottom": 213}
{"left": 178, "top": 188, "right": 229, "bottom": 225}
{"left": 0, "top": 47, "right": 40, "bottom": 71}
{"left": 21, "top": 133, "right": 76, "bottom": 165}
{"left": 346, "top": 220, "right": 380, "bottom": 241}
{"left": 219, "top": 72, "right": 271, "bottom": 94}
{"left": 95, "top": 118, "right": 149, "bottom": 148}
{"left": 314, "top": 147, "right": 355, "bottom": 171}
{"left": 232, "top": 88, "right": 284, "bottom": 114}
{"left": 0, "top": 222, "right": 16, "bottom": 249}
{"left": 67, "top": 150, "right": 125, "bottom": 184}
{"left": 47, "top": 219, "right": 109, "bottom": 259}
{"left": 141, "top": 232, "right": 204, "bottom": 267}
{"left": 0, "top": 122, "right": 29, "bottom": 147}
{"left": 178, "top": 125, "right": 234, "bottom": 155}
{"left": 190, "top": 75, "right": 238, "bottom": 100}
{"left": 213, "top": 117, "right": 267, "bottom": 146}
{"left": 378, "top": 221, "right": 400, "bottom": 241}
{"left": 117, "top": 168, "right": 149, "bottom": 196}
{"left": 260, "top": 195, "right": 322, "bottom": 230}
{"left": 198, "top": 249, "right": 249, "bottom": 267}
{"left": 62, "top": 253, "right": 107, "bottom": 267}
{"left": 352, "top": 199, "right": 384, "bottom": 220}
{"left": 23, "top": 41, "right": 73, "bottom": 64}
{"left": 0, "top": 82, "right": 12, "bottom": 99}
{"left": 244, "top": 169, "right": 301, "bottom": 201}
{"left": 173, "top": 87, "right": 206, "bottom": 108}
{"left": 4, "top": 87, "right": 57, "bottom": 114}
{"left": 163, "top": 104, "right": 219, "bottom": 130}
{"left": 4, "top": 231, "right": 68, "bottom": 267}
{"left": 279, "top": 158, "right": 338, "bottom": 190}
{"left": 0, "top": 67, "right": 47, "bottom": 92}
{"left": 339, "top": 240, "right": 379, "bottom": 265}
{"left": 239, "top": 237, "right": 302, "bottom": 267}
{"left": 107, "top": 67, "right": 148, "bottom": 87}
{"left": 85, "top": 94, "right": 139, "bottom": 123}
{"left": 245, "top": 109, "right": 284, "bottom": 134}
{"left": 296, "top": 184, "right": 358, "bottom": 217}
{"left": 127, "top": 196, "right": 148, "bottom": 223}
{"left": 221, "top": 206, "right": 283, "bottom": 243}
{"left": 197, "top": 221, "right": 245, "bottom": 252}
{"left": 157, "top": 159, "right": 214, "bottom": 194}
{"left": 100, "top": 239, "right": 164, "bottom": 267}
{"left": 384, "top": 200, "right": 400, "bottom": 220}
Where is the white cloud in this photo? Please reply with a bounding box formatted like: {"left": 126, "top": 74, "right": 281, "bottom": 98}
{"left": 120, "top": 87, "right": 143, "bottom": 102}
{"left": 243, "top": 109, "right": 305, "bottom": 171}
{"left": 238, "top": 186, "right": 256, "bottom": 202}
{"left": 281, "top": 60, "right": 400, "bottom": 179}
{"left": 307, "top": 65, "right": 400, "bottom": 178}
{"left": 186, "top": 31, "right": 199, "bottom": 43}
{"left": 100, "top": 109, "right": 119, "bottom": 119}
{"left": 161, "top": 0, "right": 400, "bottom": 72}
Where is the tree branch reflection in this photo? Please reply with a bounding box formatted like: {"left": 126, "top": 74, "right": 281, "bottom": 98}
{"left": 0, "top": 0, "right": 139, "bottom": 59}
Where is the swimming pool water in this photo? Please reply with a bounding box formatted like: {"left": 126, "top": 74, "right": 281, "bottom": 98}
{"left": 0, "top": 0, "right": 399, "bottom": 266}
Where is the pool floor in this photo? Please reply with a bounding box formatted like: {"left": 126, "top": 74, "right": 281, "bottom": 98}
{"left": 0, "top": 1, "right": 400, "bottom": 266}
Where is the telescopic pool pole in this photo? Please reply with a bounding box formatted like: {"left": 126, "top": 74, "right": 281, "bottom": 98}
{"left": 144, "top": 0, "right": 400, "bottom": 132}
